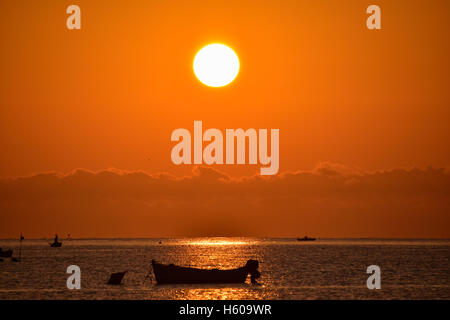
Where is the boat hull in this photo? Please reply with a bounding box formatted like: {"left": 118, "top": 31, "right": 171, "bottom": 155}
{"left": 297, "top": 237, "right": 316, "bottom": 241}
{"left": 50, "top": 242, "right": 62, "bottom": 247}
{"left": 152, "top": 261, "right": 249, "bottom": 284}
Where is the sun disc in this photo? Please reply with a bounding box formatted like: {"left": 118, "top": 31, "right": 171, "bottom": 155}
{"left": 193, "top": 44, "right": 240, "bottom": 87}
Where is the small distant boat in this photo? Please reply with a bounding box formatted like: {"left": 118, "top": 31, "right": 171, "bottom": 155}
{"left": 0, "top": 248, "right": 13, "bottom": 258}
{"left": 297, "top": 236, "right": 316, "bottom": 242}
{"left": 49, "top": 234, "right": 62, "bottom": 247}
{"left": 152, "top": 259, "right": 261, "bottom": 284}
{"left": 49, "top": 241, "right": 62, "bottom": 247}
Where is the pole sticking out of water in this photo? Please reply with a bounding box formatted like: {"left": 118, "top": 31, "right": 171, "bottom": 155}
{"left": 12, "top": 233, "right": 24, "bottom": 262}
{"left": 19, "top": 233, "right": 23, "bottom": 261}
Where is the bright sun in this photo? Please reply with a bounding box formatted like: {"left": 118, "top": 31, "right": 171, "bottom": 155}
{"left": 193, "top": 43, "right": 240, "bottom": 87}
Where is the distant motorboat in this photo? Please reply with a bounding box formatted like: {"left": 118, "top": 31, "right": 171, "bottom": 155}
{"left": 0, "top": 248, "right": 13, "bottom": 258}
{"left": 49, "top": 241, "right": 62, "bottom": 247}
{"left": 297, "top": 236, "right": 316, "bottom": 242}
{"left": 152, "top": 259, "right": 261, "bottom": 284}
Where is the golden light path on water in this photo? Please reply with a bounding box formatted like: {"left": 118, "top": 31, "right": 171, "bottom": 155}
{"left": 156, "top": 237, "right": 265, "bottom": 299}
{"left": 187, "top": 239, "right": 248, "bottom": 246}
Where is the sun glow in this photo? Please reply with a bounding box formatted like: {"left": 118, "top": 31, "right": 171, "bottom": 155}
{"left": 188, "top": 239, "right": 247, "bottom": 246}
{"left": 193, "top": 44, "right": 240, "bottom": 87}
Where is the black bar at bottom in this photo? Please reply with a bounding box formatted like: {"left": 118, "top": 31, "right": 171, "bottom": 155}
{"left": 0, "top": 300, "right": 447, "bottom": 318}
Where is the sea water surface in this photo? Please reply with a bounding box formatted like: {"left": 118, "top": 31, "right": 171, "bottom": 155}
{"left": 0, "top": 238, "right": 449, "bottom": 299}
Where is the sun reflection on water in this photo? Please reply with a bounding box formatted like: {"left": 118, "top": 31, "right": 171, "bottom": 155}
{"left": 185, "top": 237, "right": 259, "bottom": 247}
{"left": 153, "top": 284, "right": 269, "bottom": 300}
{"left": 147, "top": 237, "right": 265, "bottom": 299}
{"left": 188, "top": 240, "right": 247, "bottom": 246}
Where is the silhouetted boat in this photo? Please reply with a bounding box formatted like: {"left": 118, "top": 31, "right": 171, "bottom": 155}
{"left": 49, "top": 241, "right": 62, "bottom": 247}
{"left": 50, "top": 234, "right": 62, "bottom": 247}
{"left": 0, "top": 248, "right": 13, "bottom": 258}
{"left": 151, "top": 259, "right": 261, "bottom": 284}
{"left": 297, "top": 236, "right": 316, "bottom": 241}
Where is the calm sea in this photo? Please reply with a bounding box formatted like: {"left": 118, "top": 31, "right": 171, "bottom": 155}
{"left": 0, "top": 238, "right": 449, "bottom": 299}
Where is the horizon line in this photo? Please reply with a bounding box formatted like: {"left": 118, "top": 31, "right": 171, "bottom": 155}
{"left": 1, "top": 236, "right": 449, "bottom": 240}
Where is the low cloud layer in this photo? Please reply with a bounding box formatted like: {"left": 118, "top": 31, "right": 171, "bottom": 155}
{"left": 1, "top": 163, "right": 449, "bottom": 238}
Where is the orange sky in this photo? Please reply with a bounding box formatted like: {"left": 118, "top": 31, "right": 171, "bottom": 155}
{"left": 0, "top": 1, "right": 449, "bottom": 238}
